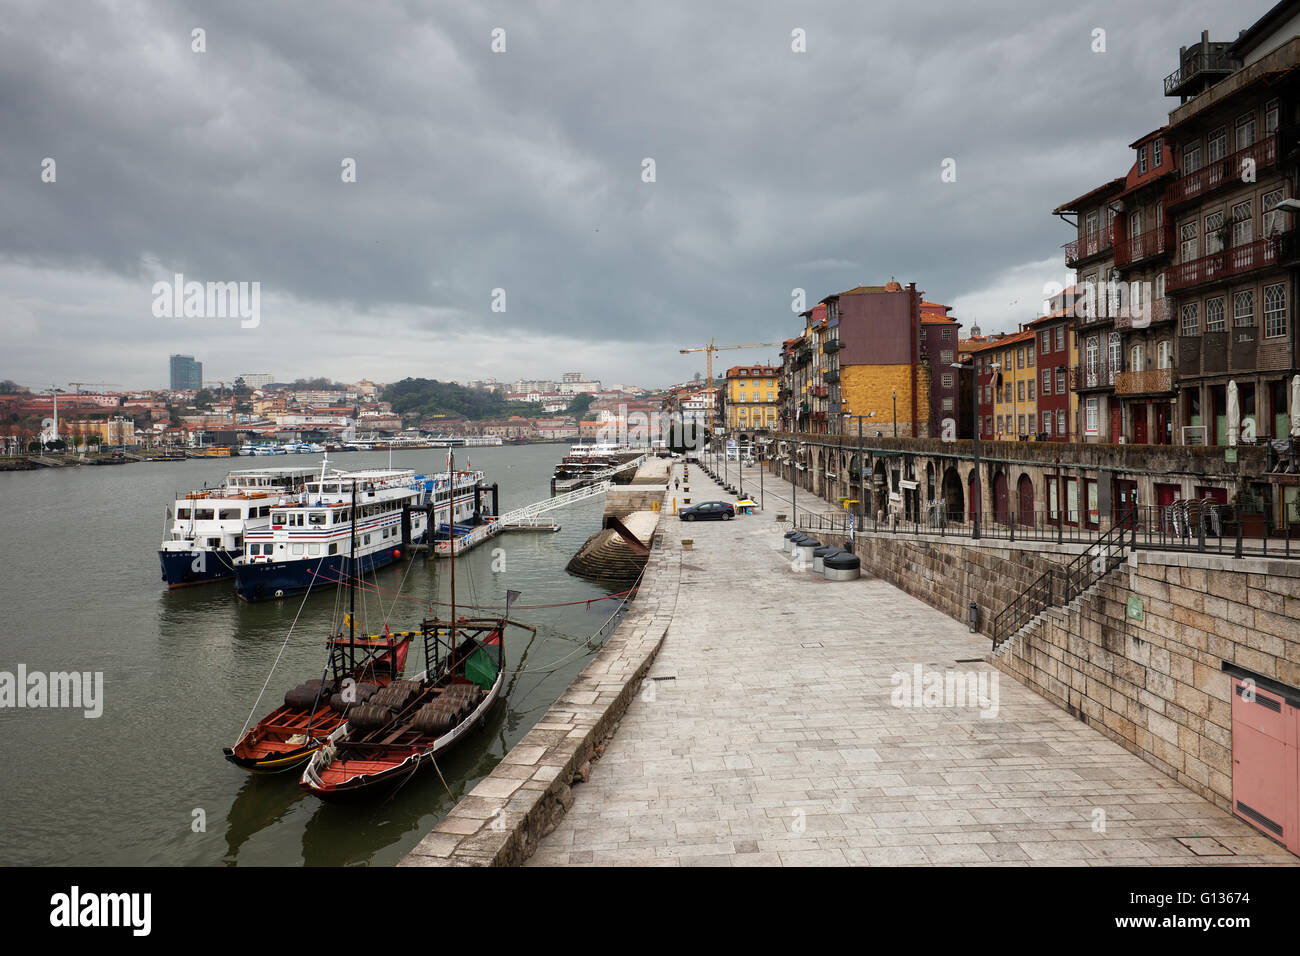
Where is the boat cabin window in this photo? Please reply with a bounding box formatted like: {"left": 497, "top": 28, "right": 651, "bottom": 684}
{"left": 195, "top": 509, "right": 215, "bottom": 520}
{"left": 292, "top": 544, "right": 304, "bottom": 555}
{"left": 219, "top": 508, "right": 241, "bottom": 520}
{"left": 272, "top": 512, "right": 286, "bottom": 524}
{"left": 323, "top": 484, "right": 339, "bottom": 494}
{"left": 207, "top": 538, "right": 220, "bottom": 547}
{"left": 328, "top": 543, "right": 338, "bottom": 555}
{"left": 309, "top": 511, "right": 327, "bottom": 526}
{"left": 308, "top": 543, "right": 321, "bottom": 555}
{"left": 177, "top": 508, "right": 191, "bottom": 520}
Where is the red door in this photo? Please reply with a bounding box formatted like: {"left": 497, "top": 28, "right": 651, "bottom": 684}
{"left": 1017, "top": 475, "right": 1034, "bottom": 525}
{"left": 1155, "top": 403, "right": 1169, "bottom": 445}
{"left": 1230, "top": 677, "right": 1300, "bottom": 855}
{"left": 993, "top": 473, "right": 1009, "bottom": 524}
{"left": 1132, "top": 404, "right": 1148, "bottom": 444}
{"left": 1110, "top": 405, "right": 1122, "bottom": 443}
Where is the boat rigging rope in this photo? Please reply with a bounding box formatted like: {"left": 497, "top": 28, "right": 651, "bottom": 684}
{"left": 234, "top": 552, "right": 331, "bottom": 742}
{"left": 308, "top": 566, "right": 634, "bottom": 612}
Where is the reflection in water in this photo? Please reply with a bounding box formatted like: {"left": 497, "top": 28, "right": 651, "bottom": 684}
{"left": 224, "top": 774, "right": 307, "bottom": 866}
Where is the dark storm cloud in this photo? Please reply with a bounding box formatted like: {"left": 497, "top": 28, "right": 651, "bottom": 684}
{"left": 0, "top": 0, "right": 1277, "bottom": 387}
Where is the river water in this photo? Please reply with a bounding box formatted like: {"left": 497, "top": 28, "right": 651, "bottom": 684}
{"left": 0, "top": 444, "right": 624, "bottom": 865}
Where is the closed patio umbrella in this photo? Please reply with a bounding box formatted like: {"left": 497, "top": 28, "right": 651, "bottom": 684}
{"left": 1291, "top": 374, "right": 1300, "bottom": 438}
{"left": 1227, "top": 380, "right": 1240, "bottom": 447}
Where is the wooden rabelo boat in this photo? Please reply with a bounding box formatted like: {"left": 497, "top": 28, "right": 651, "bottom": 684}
{"left": 223, "top": 629, "right": 413, "bottom": 773}
{"left": 298, "top": 615, "right": 505, "bottom": 801}
{"left": 300, "top": 449, "right": 512, "bottom": 802}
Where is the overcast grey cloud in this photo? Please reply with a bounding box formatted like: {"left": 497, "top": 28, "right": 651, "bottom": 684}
{"left": 0, "top": 0, "right": 1277, "bottom": 389}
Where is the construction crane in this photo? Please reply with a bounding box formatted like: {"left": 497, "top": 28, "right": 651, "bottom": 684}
{"left": 678, "top": 339, "right": 781, "bottom": 389}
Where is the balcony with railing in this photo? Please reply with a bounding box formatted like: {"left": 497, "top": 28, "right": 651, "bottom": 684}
{"left": 1166, "top": 235, "right": 1279, "bottom": 292}
{"left": 1071, "top": 365, "right": 1116, "bottom": 390}
{"left": 1114, "top": 367, "right": 1175, "bottom": 395}
{"left": 1164, "top": 44, "right": 1237, "bottom": 98}
{"left": 1114, "top": 223, "right": 1172, "bottom": 268}
{"left": 1064, "top": 226, "right": 1114, "bottom": 267}
{"left": 1163, "top": 134, "right": 1277, "bottom": 208}
{"left": 1113, "top": 296, "right": 1175, "bottom": 330}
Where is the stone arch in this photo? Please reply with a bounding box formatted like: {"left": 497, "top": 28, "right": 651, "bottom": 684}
{"left": 1017, "top": 473, "right": 1035, "bottom": 526}
{"left": 873, "top": 459, "right": 888, "bottom": 516}
{"left": 942, "top": 466, "right": 963, "bottom": 520}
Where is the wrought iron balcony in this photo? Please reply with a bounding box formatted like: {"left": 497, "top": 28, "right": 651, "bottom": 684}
{"left": 1163, "top": 135, "right": 1277, "bottom": 208}
{"left": 1113, "top": 296, "right": 1175, "bottom": 330}
{"left": 1114, "top": 367, "right": 1174, "bottom": 395}
{"left": 1166, "top": 236, "right": 1279, "bottom": 293}
{"left": 1114, "top": 223, "right": 1172, "bottom": 268}
{"left": 1064, "top": 226, "right": 1114, "bottom": 267}
{"left": 1164, "top": 46, "right": 1236, "bottom": 98}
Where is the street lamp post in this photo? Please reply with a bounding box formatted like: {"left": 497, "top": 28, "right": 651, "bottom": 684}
{"left": 892, "top": 387, "right": 898, "bottom": 439}
{"left": 954, "top": 359, "right": 997, "bottom": 540}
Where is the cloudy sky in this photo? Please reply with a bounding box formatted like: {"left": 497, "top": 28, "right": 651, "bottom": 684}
{"left": 0, "top": 0, "right": 1278, "bottom": 391}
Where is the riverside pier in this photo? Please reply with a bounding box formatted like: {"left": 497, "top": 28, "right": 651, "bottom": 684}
{"left": 402, "top": 451, "right": 1300, "bottom": 866}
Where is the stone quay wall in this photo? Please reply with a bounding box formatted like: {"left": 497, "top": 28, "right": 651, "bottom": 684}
{"left": 400, "top": 541, "right": 680, "bottom": 867}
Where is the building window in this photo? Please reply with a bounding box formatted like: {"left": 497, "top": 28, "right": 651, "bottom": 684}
{"left": 1017, "top": 348, "right": 1025, "bottom": 369}
{"left": 940, "top": 350, "right": 953, "bottom": 363}
{"left": 1109, "top": 333, "right": 1121, "bottom": 382}
{"left": 1206, "top": 296, "right": 1225, "bottom": 333}
{"left": 1138, "top": 144, "right": 1148, "bottom": 174}
{"left": 941, "top": 328, "right": 952, "bottom": 340}
{"left": 1183, "top": 143, "right": 1201, "bottom": 174}
{"left": 1017, "top": 380, "right": 1025, "bottom": 402}
{"left": 1157, "top": 340, "right": 1172, "bottom": 369}
{"left": 1181, "top": 302, "right": 1199, "bottom": 335}
{"left": 1235, "top": 290, "right": 1254, "bottom": 327}
{"left": 1042, "top": 411, "right": 1051, "bottom": 434}
{"left": 1057, "top": 409, "right": 1066, "bottom": 437}
{"left": 1153, "top": 138, "right": 1163, "bottom": 167}
{"left": 1055, "top": 326, "right": 1064, "bottom": 352}
{"left": 1266, "top": 99, "right": 1279, "bottom": 136}
{"left": 1265, "top": 283, "right": 1287, "bottom": 338}
{"left": 1130, "top": 343, "right": 1145, "bottom": 371}
{"left": 1207, "top": 126, "right": 1227, "bottom": 164}
{"left": 1027, "top": 344, "right": 1035, "bottom": 367}
{"left": 1263, "top": 187, "right": 1286, "bottom": 236}
{"left": 1180, "top": 222, "right": 1198, "bottom": 262}
{"left": 942, "top": 398, "right": 953, "bottom": 412}
{"left": 1056, "top": 368, "right": 1065, "bottom": 394}
{"left": 1231, "top": 201, "right": 1253, "bottom": 246}
{"left": 1236, "top": 112, "right": 1256, "bottom": 151}
{"left": 1205, "top": 211, "right": 1225, "bottom": 254}
{"left": 941, "top": 373, "right": 953, "bottom": 388}
{"left": 1042, "top": 369, "right": 1051, "bottom": 395}
{"left": 1041, "top": 330, "right": 1050, "bottom": 353}
{"left": 1085, "top": 337, "right": 1099, "bottom": 384}
{"left": 1085, "top": 398, "right": 1099, "bottom": 434}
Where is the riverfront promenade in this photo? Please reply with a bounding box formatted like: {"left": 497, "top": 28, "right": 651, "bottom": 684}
{"left": 524, "top": 461, "right": 1296, "bottom": 866}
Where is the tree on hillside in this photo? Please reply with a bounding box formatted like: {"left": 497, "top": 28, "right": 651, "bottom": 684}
{"left": 566, "top": 392, "right": 595, "bottom": 416}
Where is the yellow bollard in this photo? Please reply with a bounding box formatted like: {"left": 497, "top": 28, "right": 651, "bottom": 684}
{"left": 672, "top": 497, "right": 677, "bottom": 514}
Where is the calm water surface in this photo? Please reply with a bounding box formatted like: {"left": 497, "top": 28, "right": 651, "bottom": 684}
{"left": 0, "top": 444, "right": 623, "bottom": 865}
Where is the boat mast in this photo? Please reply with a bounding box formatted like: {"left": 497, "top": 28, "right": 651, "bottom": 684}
{"left": 448, "top": 449, "right": 456, "bottom": 662}
{"left": 349, "top": 477, "right": 357, "bottom": 674}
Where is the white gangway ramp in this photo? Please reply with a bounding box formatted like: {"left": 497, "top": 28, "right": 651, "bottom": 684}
{"left": 432, "top": 480, "right": 613, "bottom": 557}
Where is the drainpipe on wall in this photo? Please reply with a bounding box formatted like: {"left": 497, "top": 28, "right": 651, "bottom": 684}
{"left": 910, "top": 282, "right": 919, "bottom": 437}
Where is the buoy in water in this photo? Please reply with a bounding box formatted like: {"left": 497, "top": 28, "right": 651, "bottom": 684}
{"left": 392, "top": 549, "right": 401, "bottom": 559}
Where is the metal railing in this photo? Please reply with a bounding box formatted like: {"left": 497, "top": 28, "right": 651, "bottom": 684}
{"left": 991, "top": 510, "right": 1135, "bottom": 647}
{"left": 830, "top": 500, "right": 1300, "bottom": 560}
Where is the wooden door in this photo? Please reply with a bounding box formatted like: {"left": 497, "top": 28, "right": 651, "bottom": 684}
{"left": 1132, "top": 404, "right": 1148, "bottom": 444}
{"left": 1110, "top": 405, "right": 1123, "bottom": 443}
{"left": 993, "top": 472, "right": 1009, "bottom": 525}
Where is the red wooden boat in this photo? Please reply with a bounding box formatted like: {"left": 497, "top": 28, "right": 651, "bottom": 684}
{"left": 224, "top": 630, "right": 412, "bottom": 773}
{"left": 299, "top": 617, "right": 505, "bottom": 801}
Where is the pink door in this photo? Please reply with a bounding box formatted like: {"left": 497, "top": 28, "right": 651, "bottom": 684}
{"left": 1231, "top": 677, "right": 1300, "bottom": 855}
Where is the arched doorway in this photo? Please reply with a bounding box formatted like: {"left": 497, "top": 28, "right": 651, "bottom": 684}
{"left": 993, "top": 471, "right": 1010, "bottom": 525}
{"left": 1017, "top": 473, "right": 1034, "bottom": 526}
{"left": 968, "top": 469, "right": 980, "bottom": 522}
{"left": 874, "top": 460, "right": 888, "bottom": 516}
{"left": 943, "top": 467, "right": 963, "bottom": 520}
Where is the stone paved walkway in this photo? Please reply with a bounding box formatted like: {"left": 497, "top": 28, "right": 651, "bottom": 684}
{"left": 526, "top": 461, "right": 1297, "bottom": 866}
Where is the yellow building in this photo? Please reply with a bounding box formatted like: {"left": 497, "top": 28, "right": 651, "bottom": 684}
{"left": 838, "top": 365, "right": 931, "bottom": 438}
{"left": 976, "top": 329, "right": 1039, "bottom": 440}
{"left": 724, "top": 365, "right": 780, "bottom": 433}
